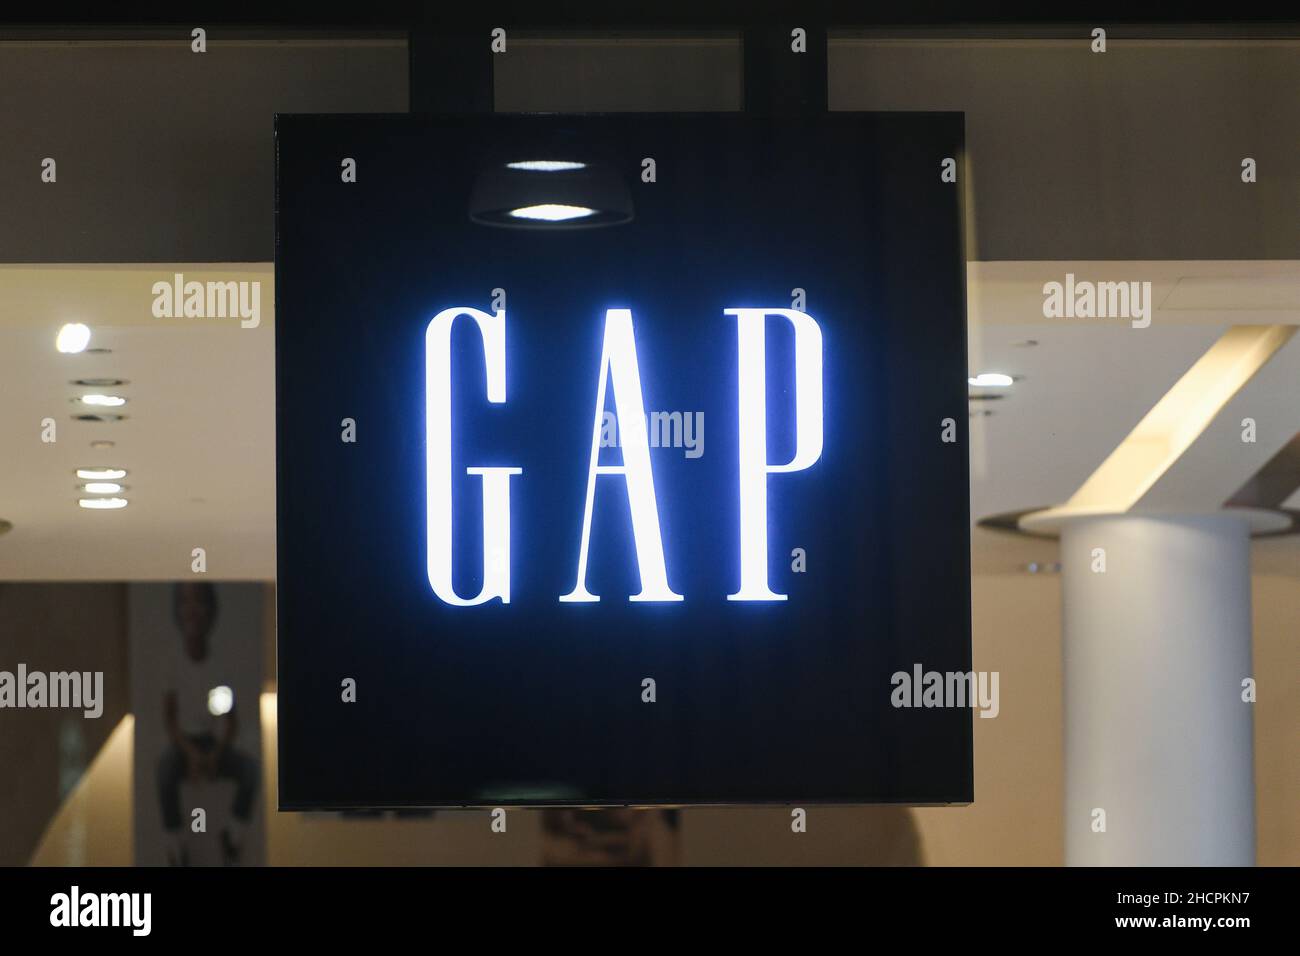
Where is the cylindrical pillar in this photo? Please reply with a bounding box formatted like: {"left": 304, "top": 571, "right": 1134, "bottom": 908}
{"left": 1058, "top": 514, "right": 1255, "bottom": 866}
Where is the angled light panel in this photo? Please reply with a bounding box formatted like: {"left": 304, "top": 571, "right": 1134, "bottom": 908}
{"left": 1036, "top": 325, "right": 1296, "bottom": 520}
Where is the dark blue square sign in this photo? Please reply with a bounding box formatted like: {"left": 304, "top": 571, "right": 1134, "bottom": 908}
{"left": 275, "top": 113, "right": 971, "bottom": 807}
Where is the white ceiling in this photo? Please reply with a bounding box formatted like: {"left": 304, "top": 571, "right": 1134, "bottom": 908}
{"left": 0, "top": 261, "right": 1297, "bottom": 580}
{"left": 0, "top": 265, "right": 274, "bottom": 580}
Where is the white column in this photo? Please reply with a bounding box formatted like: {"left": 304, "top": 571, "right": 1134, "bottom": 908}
{"left": 1058, "top": 514, "right": 1255, "bottom": 866}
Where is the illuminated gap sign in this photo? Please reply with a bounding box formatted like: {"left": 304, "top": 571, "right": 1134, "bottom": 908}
{"left": 426, "top": 306, "right": 822, "bottom": 605}
{"left": 276, "top": 111, "right": 972, "bottom": 810}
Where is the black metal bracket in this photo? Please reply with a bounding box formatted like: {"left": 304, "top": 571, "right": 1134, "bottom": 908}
{"left": 409, "top": 23, "right": 494, "bottom": 113}
{"left": 743, "top": 24, "right": 827, "bottom": 115}
{"left": 409, "top": 21, "right": 830, "bottom": 116}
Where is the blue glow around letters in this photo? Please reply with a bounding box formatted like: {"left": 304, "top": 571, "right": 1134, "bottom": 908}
{"left": 427, "top": 305, "right": 824, "bottom": 606}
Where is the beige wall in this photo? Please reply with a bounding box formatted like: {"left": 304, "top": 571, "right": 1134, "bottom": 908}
{"left": 0, "top": 583, "right": 129, "bottom": 866}
{"left": 29, "top": 716, "right": 133, "bottom": 866}
{"left": 914, "top": 574, "right": 1064, "bottom": 865}
{"left": 1251, "top": 574, "right": 1300, "bottom": 866}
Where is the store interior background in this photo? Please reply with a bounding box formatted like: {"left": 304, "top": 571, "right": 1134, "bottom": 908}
{"left": 1, "top": 25, "right": 1297, "bottom": 865}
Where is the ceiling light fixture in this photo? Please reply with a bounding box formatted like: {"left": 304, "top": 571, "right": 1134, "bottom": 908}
{"left": 506, "top": 160, "right": 587, "bottom": 172}
{"left": 80, "top": 482, "right": 124, "bottom": 494}
{"left": 76, "top": 467, "right": 127, "bottom": 480}
{"left": 56, "top": 323, "right": 91, "bottom": 354}
{"left": 968, "top": 372, "right": 1014, "bottom": 387}
{"left": 508, "top": 203, "right": 598, "bottom": 222}
{"left": 78, "top": 497, "right": 128, "bottom": 510}
{"left": 469, "top": 158, "right": 633, "bottom": 229}
{"left": 72, "top": 378, "right": 129, "bottom": 388}
{"left": 90, "top": 440, "right": 115, "bottom": 450}
{"left": 76, "top": 394, "right": 127, "bottom": 407}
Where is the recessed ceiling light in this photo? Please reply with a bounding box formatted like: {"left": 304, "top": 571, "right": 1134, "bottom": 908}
{"left": 90, "top": 440, "right": 115, "bottom": 450}
{"left": 80, "top": 482, "right": 125, "bottom": 494}
{"left": 71, "top": 378, "right": 129, "bottom": 388}
{"left": 79, "top": 497, "right": 128, "bottom": 510}
{"left": 968, "top": 372, "right": 1014, "bottom": 387}
{"left": 56, "top": 323, "right": 91, "bottom": 354}
{"left": 507, "top": 203, "right": 598, "bottom": 222}
{"left": 76, "top": 467, "right": 127, "bottom": 480}
{"left": 72, "top": 414, "right": 127, "bottom": 422}
{"left": 76, "top": 394, "right": 127, "bottom": 407}
{"left": 506, "top": 160, "right": 587, "bottom": 172}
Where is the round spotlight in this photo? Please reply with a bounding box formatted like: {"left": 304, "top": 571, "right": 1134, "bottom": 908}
{"left": 506, "top": 160, "right": 587, "bottom": 172}
{"left": 208, "top": 685, "right": 234, "bottom": 717}
{"left": 79, "top": 497, "right": 128, "bottom": 510}
{"left": 80, "top": 482, "right": 124, "bottom": 494}
{"left": 968, "top": 373, "right": 1014, "bottom": 388}
{"left": 75, "top": 394, "right": 127, "bottom": 407}
{"left": 56, "top": 323, "right": 91, "bottom": 354}
{"left": 76, "top": 467, "right": 127, "bottom": 480}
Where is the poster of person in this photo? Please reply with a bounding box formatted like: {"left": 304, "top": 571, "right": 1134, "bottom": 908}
{"left": 130, "top": 583, "right": 265, "bottom": 866}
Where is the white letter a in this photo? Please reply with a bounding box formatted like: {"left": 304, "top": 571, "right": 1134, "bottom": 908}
{"left": 561, "top": 309, "right": 682, "bottom": 603}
